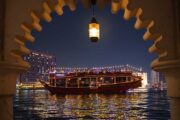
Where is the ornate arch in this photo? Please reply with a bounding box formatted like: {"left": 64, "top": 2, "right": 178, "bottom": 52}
{"left": 1, "top": 0, "right": 180, "bottom": 120}
{"left": 10, "top": 0, "right": 174, "bottom": 72}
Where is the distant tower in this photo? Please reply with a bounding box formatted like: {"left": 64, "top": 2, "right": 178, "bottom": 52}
{"left": 151, "top": 70, "right": 166, "bottom": 88}
{"left": 19, "top": 51, "right": 56, "bottom": 83}
{"left": 151, "top": 70, "right": 159, "bottom": 86}
{"left": 138, "top": 72, "right": 148, "bottom": 88}
{"left": 141, "top": 72, "right": 148, "bottom": 88}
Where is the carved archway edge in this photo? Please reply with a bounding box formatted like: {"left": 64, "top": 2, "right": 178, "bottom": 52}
{"left": 11, "top": 0, "right": 176, "bottom": 72}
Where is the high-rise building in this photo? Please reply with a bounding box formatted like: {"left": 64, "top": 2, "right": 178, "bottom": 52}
{"left": 151, "top": 70, "right": 166, "bottom": 89}
{"left": 135, "top": 72, "right": 148, "bottom": 88}
{"left": 151, "top": 70, "right": 159, "bottom": 85}
{"left": 141, "top": 72, "right": 148, "bottom": 88}
{"left": 20, "top": 51, "right": 56, "bottom": 83}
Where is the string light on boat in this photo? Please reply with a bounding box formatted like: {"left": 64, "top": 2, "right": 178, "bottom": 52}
{"left": 89, "top": 0, "right": 100, "bottom": 42}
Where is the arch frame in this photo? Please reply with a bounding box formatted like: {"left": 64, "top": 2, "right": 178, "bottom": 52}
{"left": 0, "top": 0, "right": 180, "bottom": 120}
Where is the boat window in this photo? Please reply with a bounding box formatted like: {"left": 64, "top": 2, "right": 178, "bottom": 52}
{"left": 122, "top": 77, "right": 126, "bottom": 81}
{"left": 116, "top": 77, "right": 124, "bottom": 83}
{"left": 104, "top": 77, "right": 113, "bottom": 83}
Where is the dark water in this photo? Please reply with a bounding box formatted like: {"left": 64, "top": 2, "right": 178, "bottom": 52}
{"left": 13, "top": 89, "right": 170, "bottom": 120}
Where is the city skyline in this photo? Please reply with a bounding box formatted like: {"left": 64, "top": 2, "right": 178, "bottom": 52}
{"left": 27, "top": 4, "right": 156, "bottom": 78}
{"left": 20, "top": 51, "right": 56, "bottom": 83}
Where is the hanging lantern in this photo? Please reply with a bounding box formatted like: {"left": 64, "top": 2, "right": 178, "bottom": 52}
{"left": 89, "top": 17, "right": 100, "bottom": 42}
{"left": 88, "top": 0, "right": 100, "bottom": 43}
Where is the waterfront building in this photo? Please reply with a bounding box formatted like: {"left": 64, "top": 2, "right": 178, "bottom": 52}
{"left": 19, "top": 51, "right": 56, "bottom": 83}
{"left": 140, "top": 72, "right": 148, "bottom": 88}
{"left": 151, "top": 70, "right": 159, "bottom": 87}
{"left": 151, "top": 70, "right": 166, "bottom": 89}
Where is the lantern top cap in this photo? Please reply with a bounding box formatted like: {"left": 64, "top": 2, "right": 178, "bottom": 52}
{"left": 91, "top": 0, "right": 96, "bottom": 5}
{"left": 91, "top": 17, "right": 98, "bottom": 23}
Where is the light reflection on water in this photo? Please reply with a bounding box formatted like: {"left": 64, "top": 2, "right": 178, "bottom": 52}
{"left": 13, "top": 89, "right": 170, "bottom": 120}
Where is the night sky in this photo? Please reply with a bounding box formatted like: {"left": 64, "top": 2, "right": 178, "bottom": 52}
{"left": 27, "top": 4, "right": 156, "bottom": 80}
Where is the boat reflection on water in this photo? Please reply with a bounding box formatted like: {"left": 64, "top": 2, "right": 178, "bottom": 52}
{"left": 13, "top": 89, "right": 170, "bottom": 120}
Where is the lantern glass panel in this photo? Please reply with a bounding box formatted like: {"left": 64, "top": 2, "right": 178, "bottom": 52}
{"left": 89, "top": 23, "right": 100, "bottom": 39}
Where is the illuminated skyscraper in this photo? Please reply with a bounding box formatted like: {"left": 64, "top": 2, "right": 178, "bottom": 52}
{"left": 141, "top": 72, "right": 148, "bottom": 88}
{"left": 151, "top": 70, "right": 166, "bottom": 88}
{"left": 20, "top": 51, "right": 56, "bottom": 83}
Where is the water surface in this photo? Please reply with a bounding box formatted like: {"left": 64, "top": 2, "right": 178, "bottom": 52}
{"left": 13, "top": 89, "right": 170, "bottom": 120}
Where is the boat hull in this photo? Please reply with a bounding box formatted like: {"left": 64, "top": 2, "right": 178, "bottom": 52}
{"left": 41, "top": 80, "right": 141, "bottom": 94}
